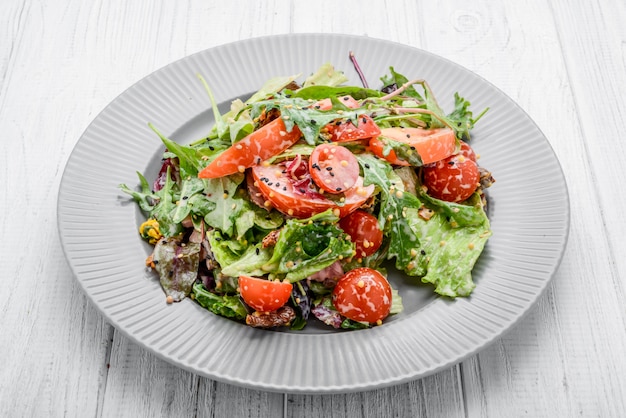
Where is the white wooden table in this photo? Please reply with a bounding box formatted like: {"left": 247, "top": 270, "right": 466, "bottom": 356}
{"left": 2, "top": 1, "right": 625, "bottom": 416}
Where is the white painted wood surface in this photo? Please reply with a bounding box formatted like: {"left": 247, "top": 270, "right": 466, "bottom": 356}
{"left": 1, "top": 1, "right": 625, "bottom": 416}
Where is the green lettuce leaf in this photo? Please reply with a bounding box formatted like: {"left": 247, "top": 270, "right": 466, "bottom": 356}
{"left": 303, "top": 63, "right": 349, "bottom": 87}
{"left": 262, "top": 211, "right": 354, "bottom": 281}
{"left": 192, "top": 282, "right": 247, "bottom": 320}
{"left": 404, "top": 194, "right": 491, "bottom": 297}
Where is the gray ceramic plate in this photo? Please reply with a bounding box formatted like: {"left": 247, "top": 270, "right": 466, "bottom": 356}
{"left": 58, "top": 34, "right": 569, "bottom": 393}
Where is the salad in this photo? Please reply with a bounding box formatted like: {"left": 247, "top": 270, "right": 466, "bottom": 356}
{"left": 120, "top": 59, "right": 494, "bottom": 330}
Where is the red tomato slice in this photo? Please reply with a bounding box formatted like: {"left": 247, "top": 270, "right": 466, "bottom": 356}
{"left": 251, "top": 161, "right": 374, "bottom": 219}
{"left": 309, "top": 144, "right": 359, "bottom": 194}
{"left": 324, "top": 115, "right": 381, "bottom": 143}
{"left": 369, "top": 127, "right": 456, "bottom": 165}
{"left": 338, "top": 210, "right": 383, "bottom": 258}
{"left": 313, "top": 95, "right": 360, "bottom": 110}
{"left": 332, "top": 268, "right": 392, "bottom": 324}
{"left": 422, "top": 154, "right": 480, "bottom": 202}
{"left": 238, "top": 275, "right": 292, "bottom": 312}
{"left": 198, "top": 118, "right": 301, "bottom": 179}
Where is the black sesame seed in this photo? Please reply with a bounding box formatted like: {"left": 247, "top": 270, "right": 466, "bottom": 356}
{"left": 256, "top": 248, "right": 260, "bottom": 255}
{"left": 299, "top": 188, "right": 306, "bottom": 193}
{"left": 310, "top": 120, "right": 317, "bottom": 125}
{"left": 209, "top": 146, "right": 215, "bottom": 151}
{"left": 421, "top": 249, "right": 426, "bottom": 255}
{"left": 326, "top": 167, "right": 332, "bottom": 171}
{"left": 329, "top": 172, "right": 335, "bottom": 177}
{"left": 182, "top": 196, "right": 188, "bottom": 200}
{"left": 448, "top": 161, "right": 455, "bottom": 166}
{"left": 283, "top": 187, "right": 287, "bottom": 191}
{"left": 336, "top": 187, "right": 342, "bottom": 191}
{"left": 223, "top": 190, "right": 229, "bottom": 195}
{"left": 364, "top": 163, "right": 370, "bottom": 169}
{"left": 406, "top": 134, "right": 411, "bottom": 138}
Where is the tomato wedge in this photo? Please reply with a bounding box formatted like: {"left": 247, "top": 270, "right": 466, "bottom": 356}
{"left": 251, "top": 161, "right": 374, "bottom": 219}
{"left": 309, "top": 144, "right": 359, "bottom": 194}
{"left": 332, "top": 268, "right": 392, "bottom": 324}
{"left": 314, "top": 95, "right": 360, "bottom": 110}
{"left": 239, "top": 275, "right": 292, "bottom": 312}
{"left": 324, "top": 114, "right": 381, "bottom": 143}
{"left": 369, "top": 127, "right": 456, "bottom": 166}
{"left": 198, "top": 118, "right": 301, "bottom": 179}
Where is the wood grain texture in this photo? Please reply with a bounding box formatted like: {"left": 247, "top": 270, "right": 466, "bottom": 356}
{"left": 1, "top": 0, "right": 625, "bottom": 417}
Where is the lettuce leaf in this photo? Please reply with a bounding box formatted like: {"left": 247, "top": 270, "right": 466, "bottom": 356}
{"left": 262, "top": 211, "right": 355, "bottom": 281}
{"left": 152, "top": 237, "right": 201, "bottom": 301}
{"left": 192, "top": 282, "right": 247, "bottom": 320}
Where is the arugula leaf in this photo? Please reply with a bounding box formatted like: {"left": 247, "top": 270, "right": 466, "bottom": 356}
{"left": 377, "top": 136, "right": 424, "bottom": 166}
{"left": 171, "top": 177, "right": 215, "bottom": 224}
{"left": 250, "top": 95, "right": 368, "bottom": 145}
{"left": 192, "top": 282, "right": 248, "bottom": 320}
{"left": 446, "top": 93, "right": 489, "bottom": 140}
{"left": 119, "top": 171, "right": 157, "bottom": 213}
{"left": 356, "top": 154, "right": 424, "bottom": 269}
{"left": 292, "top": 85, "right": 382, "bottom": 101}
{"left": 197, "top": 73, "right": 228, "bottom": 139}
{"left": 380, "top": 66, "right": 424, "bottom": 101}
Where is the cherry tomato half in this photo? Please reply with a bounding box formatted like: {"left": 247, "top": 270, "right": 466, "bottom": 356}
{"left": 422, "top": 154, "right": 480, "bottom": 202}
{"left": 338, "top": 210, "right": 383, "bottom": 258}
{"left": 332, "top": 268, "right": 392, "bottom": 324}
{"left": 238, "top": 275, "right": 293, "bottom": 312}
{"left": 309, "top": 144, "right": 359, "bottom": 194}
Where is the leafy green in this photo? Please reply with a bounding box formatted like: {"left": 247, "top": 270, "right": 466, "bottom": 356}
{"left": 171, "top": 177, "right": 215, "bottom": 224}
{"left": 303, "top": 63, "right": 348, "bottom": 87}
{"left": 250, "top": 95, "right": 368, "bottom": 145}
{"left": 377, "top": 136, "right": 424, "bottom": 166}
{"left": 380, "top": 66, "right": 424, "bottom": 101}
{"left": 247, "top": 74, "right": 301, "bottom": 103}
{"left": 201, "top": 173, "right": 249, "bottom": 237}
{"left": 292, "top": 85, "right": 382, "bottom": 101}
{"left": 120, "top": 168, "right": 183, "bottom": 237}
{"left": 207, "top": 230, "right": 270, "bottom": 278}
{"left": 152, "top": 238, "right": 201, "bottom": 301}
{"left": 262, "top": 211, "right": 355, "bottom": 281}
{"left": 192, "top": 282, "right": 248, "bottom": 320}
{"left": 404, "top": 194, "right": 491, "bottom": 297}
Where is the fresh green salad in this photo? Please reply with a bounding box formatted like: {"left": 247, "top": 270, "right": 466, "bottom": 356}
{"left": 120, "top": 60, "right": 494, "bottom": 330}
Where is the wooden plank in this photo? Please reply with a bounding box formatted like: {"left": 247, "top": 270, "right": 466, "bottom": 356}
{"left": 418, "top": 1, "right": 626, "bottom": 416}
{"left": 99, "top": 333, "right": 200, "bottom": 417}
{"left": 0, "top": 2, "right": 112, "bottom": 416}
{"left": 287, "top": 368, "right": 465, "bottom": 418}
{"left": 197, "top": 380, "right": 284, "bottom": 418}
{"left": 83, "top": 1, "right": 292, "bottom": 416}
